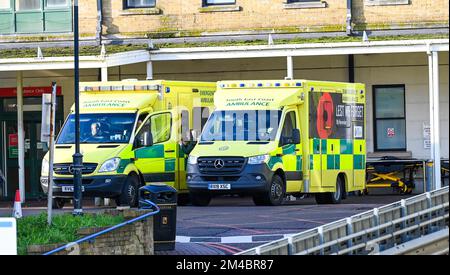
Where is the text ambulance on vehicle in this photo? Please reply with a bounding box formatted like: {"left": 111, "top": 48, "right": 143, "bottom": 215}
{"left": 187, "top": 80, "right": 366, "bottom": 206}
{"left": 41, "top": 80, "right": 215, "bottom": 208}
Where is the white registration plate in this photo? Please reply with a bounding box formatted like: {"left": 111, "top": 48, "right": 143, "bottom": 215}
{"left": 208, "top": 184, "right": 231, "bottom": 190}
{"left": 61, "top": 186, "right": 85, "bottom": 192}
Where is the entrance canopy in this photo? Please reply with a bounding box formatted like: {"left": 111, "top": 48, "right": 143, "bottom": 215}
{"left": 0, "top": 39, "right": 448, "bottom": 71}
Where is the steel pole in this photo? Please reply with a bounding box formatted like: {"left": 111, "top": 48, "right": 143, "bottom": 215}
{"left": 47, "top": 82, "right": 57, "bottom": 225}
{"left": 73, "top": 0, "right": 83, "bottom": 216}
{"left": 16, "top": 71, "right": 25, "bottom": 203}
{"left": 432, "top": 51, "right": 441, "bottom": 189}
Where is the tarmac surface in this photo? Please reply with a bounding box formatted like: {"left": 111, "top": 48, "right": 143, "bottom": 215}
{"left": 0, "top": 194, "right": 412, "bottom": 255}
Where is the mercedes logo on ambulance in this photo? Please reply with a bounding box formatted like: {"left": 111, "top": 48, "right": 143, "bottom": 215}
{"left": 214, "top": 159, "right": 225, "bottom": 169}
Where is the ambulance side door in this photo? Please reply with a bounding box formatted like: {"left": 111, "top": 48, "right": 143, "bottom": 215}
{"left": 279, "top": 109, "right": 303, "bottom": 193}
{"left": 133, "top": 111, "right": 177, "bottom": 187}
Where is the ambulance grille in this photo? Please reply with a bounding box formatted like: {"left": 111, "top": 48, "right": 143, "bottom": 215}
{"left": 197, "top": 157, "right": 245, "bottom": 174}
{"left": 53, "top": 163, "right": 98, "bottom": 175}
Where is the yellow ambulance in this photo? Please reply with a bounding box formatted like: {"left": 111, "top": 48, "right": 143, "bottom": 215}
{"left": 40, "top": 80, "right": 215, "bottom": 207}
{"left": 187, "top": 80, "right": 366, "bottom": 206}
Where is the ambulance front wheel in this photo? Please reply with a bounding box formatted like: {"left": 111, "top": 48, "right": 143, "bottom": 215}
{"left": 52, "top": 198, "right": 66, "bottom": 209}
{"left": 190, "top": 192, "right": 211, "bottom": 206}
{"left": 115, "top": 174, "right": 140, "bottom": 207}
{"left": 252, "top": 174, "right": 285, "bottom": 206}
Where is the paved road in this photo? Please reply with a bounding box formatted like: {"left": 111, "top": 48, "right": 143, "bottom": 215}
{"left": 159, "top": 194, "right": 410, "bottom": 255}
{"left": 0, "top": 194, "right": 411, "bottom": 255}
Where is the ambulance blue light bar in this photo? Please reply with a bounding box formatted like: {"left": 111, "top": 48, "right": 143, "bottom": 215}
{"left": 219, "top": 81, "right": 302, "bottom": 89}
{"left": 83, "top": 85, "right": 160, "bottom": 92}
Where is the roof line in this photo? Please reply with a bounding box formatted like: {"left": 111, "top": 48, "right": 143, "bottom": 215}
{"left": 0, "top": 39, "right": 448, "bottom": 71}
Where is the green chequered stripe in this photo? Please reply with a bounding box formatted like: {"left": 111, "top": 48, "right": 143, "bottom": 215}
{"left": 296, "top": 155, "right": 303, "bottom": 171}
{"left": 325, "top": 154, "right": 341, "bottom": 170}
{"left": 354, "top": 154, "right": 365, "bottom": 170}
{"left": 165, "top": 158, "right": 176, "bottom": 172}
{"left": 321, "top": 139, "right": 327, "bottom": 154}
{"left": 268, "top": 156, "right": 282, "bottom": 169}
{"left": 117, "top": 159, "right": 132, "bottom": 173}
{"left": 282, "top": 144, "right": 296, "bottom": 155}
{"left": 340, "top": 139, "right": 353, "bottom": 154}
{"left": 310, "top": 139, "right": 364, "bottom": 171}
{"left": 334, "top": 155, "right": 340, "bottom": 170}
{"left": 327, "top": 155, "right": 334, "bottom": 170}
{"left": 135, "top": 144, "right": 165, "bottom": 159}
{"left": 313, "top": 138, "right": 320, "bottom": 154}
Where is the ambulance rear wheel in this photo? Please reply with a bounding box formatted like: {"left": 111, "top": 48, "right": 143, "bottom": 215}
{"left": 315, "top": 176, "right": 343, "bottom": 204}
{"left": 253, "top": 174, "right": 285, "bottom": 206}
{"left": 116, "top": 174, "right": 140, "bottom": 207}
{"left": 190, "top": 192, "right": 211, "bottom": 206}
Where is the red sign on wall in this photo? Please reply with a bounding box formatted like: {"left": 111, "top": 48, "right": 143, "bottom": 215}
{"left": 0, "top": 87, "right": 62, "bottom": 98}
{"left": 8, "top": 134, "right": 18, "bottom": 147}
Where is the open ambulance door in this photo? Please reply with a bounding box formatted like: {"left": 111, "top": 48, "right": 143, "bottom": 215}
{"left": 133, "top": 110, "right": 177, "bottom": 189}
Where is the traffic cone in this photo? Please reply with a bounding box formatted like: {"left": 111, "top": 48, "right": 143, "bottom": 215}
{"left": 12, "top": 190, "right": 22, "bottom": 219}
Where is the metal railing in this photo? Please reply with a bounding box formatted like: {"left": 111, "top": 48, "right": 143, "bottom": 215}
{"left": 238, "top": 186, "right": 449, "bottom": 255}
{"left": 43, "top": 199, "right": 160, "bottom": 255}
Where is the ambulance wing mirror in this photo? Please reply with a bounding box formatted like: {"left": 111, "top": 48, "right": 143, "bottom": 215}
{"left": 134, "top": 131, "right": 153, "bottom": 148}
{"left": 292, "top": 129, "right": 301, "bottom": 144}
{"left": 279, "top": 128, "right": 300, "bottom": 147}
{"left": 191, "top": 129, "right": 200, "bottom": 142}
{"left": 143, "top": 132, "right": 154, "bottom": 147}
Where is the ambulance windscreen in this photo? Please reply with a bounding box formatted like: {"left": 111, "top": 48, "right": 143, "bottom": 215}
{"left": 200, "top": 110, "right": 281, "bottom": 142}
{"left": 57, "top": 113, "right": 136, "bottom": 144}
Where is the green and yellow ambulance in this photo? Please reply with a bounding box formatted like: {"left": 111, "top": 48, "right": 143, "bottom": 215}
{"left": 41, "top": 80, "right": 215, "bottom": 207}
{"left": 187, "top": 80, "right": 366, "bottom": 206}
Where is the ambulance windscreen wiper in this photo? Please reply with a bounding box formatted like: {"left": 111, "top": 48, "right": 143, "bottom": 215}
{"left": 246, "top": 141, "right": 270, "bottom": 144}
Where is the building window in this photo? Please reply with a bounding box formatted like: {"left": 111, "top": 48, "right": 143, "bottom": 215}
{"left": 0, "top": 0, "right": 11, "bottom": 9}
{"left": 284, "top": 0, "right": 326, "bottom": 9}
{"left": 0, "top": 0, "right": 72, "bottom": 34}
{"left": 125, "top": 0, "right": 156, "bottom": 8}
{"left": 204, "top": 0, "right": 235, "bottom": 6}
{"left": 16, "top": 0, "right": 40, "bottom": 10}
{"left": 47, "top": 0, "right": 69, "bottom": 8}
{"left": 365, "top": 0, "right": 409, "bottom": 6}
{"left": 287, "top": 0, "right": 321, "bottom": 2}
{"left": 373, "top": 85, "right": 407, "bottom": 151}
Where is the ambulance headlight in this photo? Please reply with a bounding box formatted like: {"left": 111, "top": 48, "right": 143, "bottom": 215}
{"left": 188, "top": 156, "right": 198, "bottom": 165}
{"left": 99, "top": 158, "right": 121, "bottom": 173}
{"left": 41, "top": 158, "right": 49, "bottom": 175}
{"left": 248, "top": 154, "right": 270, "bottom": 165}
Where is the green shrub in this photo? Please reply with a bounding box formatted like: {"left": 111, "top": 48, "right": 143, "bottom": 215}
{"left": 17, "top": 212, "right": 123, "bottom": 255}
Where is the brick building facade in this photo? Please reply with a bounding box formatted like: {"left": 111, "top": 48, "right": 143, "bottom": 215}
{"left": 0, "top": 0, "right": 448, "bottom": 39}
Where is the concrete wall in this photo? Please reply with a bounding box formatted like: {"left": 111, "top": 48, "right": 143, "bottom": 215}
{"left": 26, "top": 209, "right": 154, "bottom": 255}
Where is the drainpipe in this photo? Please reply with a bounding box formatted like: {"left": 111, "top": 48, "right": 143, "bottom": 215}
{"left": 348, "top": 54, "right": 355, "bottom": 83}
{"left": 96, "top": 0, "right": 103, "bottom": 45}
{"left": 346, "top": 0, "right": 353, "bottom": 36}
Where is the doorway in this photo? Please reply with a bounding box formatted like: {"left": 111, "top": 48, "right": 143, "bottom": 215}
{"left": 0, "top": 96, "right": 63, "bottom": 200}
